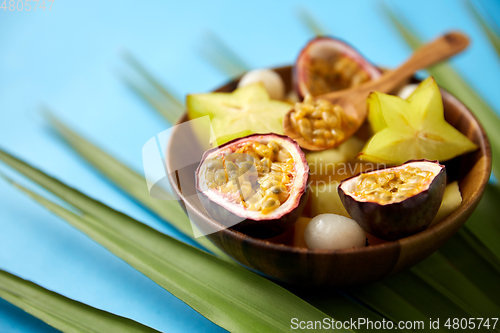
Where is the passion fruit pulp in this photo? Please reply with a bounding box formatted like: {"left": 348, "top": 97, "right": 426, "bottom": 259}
{"left": 295, "top": 36, "right": 382, "bottom": 97}
{"left": 338, "top": 160, "right": 446, "bottom": 240}
{"left": 288, "top": 95, "right": 357, "bottom": 149}
{"left": 195, "top": 133, "right": 309, "bottom": 238}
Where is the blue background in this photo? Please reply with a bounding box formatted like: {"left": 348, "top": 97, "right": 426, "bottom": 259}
{"left": 1, "top": 0, "right": 500, "bottom": 331}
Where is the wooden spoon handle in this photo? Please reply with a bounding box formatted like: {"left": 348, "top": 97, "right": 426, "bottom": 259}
{"left": 376, "top": 31, "right": 469, "bottom": 91}
{"left": 320, "top": 32, "right": 469, "bottom": 101}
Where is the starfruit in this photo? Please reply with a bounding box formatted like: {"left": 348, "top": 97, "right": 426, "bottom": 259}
{"left": 359, "top": 77, "right": 478, "bottom": 164}
{"left": 187, "top": 83, "right": 292, "bottom": 146}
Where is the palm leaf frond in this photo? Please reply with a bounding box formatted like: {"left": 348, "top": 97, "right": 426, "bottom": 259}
{"left": 121, "top": 51, "right": 184, "bottom": 124}
{"left": 0, "top": 150, "right": 348, "bottom": 333}
{"left": 199, "top": 31, "right": 250, "bottom": 78}
{"left": 46, "top": 112, "right": 229, "bottom": 259}
{"left": 0, "top": 267, "right": 159, "bottom": 333}
{"left": 296, "top": 7, "right": 329, "bottom": 37}
{"left": 467, "top": 0, "right": 500, "bottom": 57}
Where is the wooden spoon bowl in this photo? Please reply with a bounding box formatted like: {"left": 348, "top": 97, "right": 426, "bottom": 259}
{"left": 166, "top": 66, "right": 491, "bottom": 287}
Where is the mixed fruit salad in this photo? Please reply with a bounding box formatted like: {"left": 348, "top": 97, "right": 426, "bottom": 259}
{"left": 189, "top": 36, "right": 478, "bottom": 250}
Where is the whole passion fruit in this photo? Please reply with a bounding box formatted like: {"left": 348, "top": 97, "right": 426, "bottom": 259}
{"left": 295, "top": 36, "right": 382, "bottom": 98}
{"left": 338, "top": 160, "right": 446, "bottom": 240}
{"left": 195, "top": 133, "right": 309, "bottom": 238}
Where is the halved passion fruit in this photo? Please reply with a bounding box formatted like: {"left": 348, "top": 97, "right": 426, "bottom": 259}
{"left": 338, "top": 160, "right": 446, "bottom": 240}
{"left": 195, "top": 133, "right": 309, "bottom": 238}
{"left": 295, "top": 36, "right": 382, "bottom": 97}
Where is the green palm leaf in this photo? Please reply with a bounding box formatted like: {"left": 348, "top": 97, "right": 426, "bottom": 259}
{"left": 412, "top": 252, "right": 500, "bottom": 319}
{"left": 464, "top": 184, "right": 500, "bottom": 259}
{"left": 46, "top": 113, "right": 229, "bottom": 260}
{"left": 438, "top": 227, "right": 500, "bottom": 309}
{"left": 47, "top": 114, "right": 393, "bottom": 328}
{"left": 121, "top": 52, "right": 184, "bottom": 124}
{"left": 349, "top": 251, "right": 500, "bottom": 332}
{"left": 294, "top": 290, "right": 394, "bottom": 333}
{"left": 348, "top": 283, "right": 429, "bottom": 326}
{"left": 0, "top": 149, "right": 348, "bottom": 333}
{"left": 297, "top": 8, "right": 328, "bottom": 37}
{"left": 0, "top": 269, "right": 159, "bottom": 333}
{"left": 199, "top": 31, "right": 250, "bottom": 78}
{"left": 467, "top": 0, "right": 500, "bottom": 57}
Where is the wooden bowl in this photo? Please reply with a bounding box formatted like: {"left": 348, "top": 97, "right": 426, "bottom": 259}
{"left": 166, "top": 66, "right": 491, "bottom": 287}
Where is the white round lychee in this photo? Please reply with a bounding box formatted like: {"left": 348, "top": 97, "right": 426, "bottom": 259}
{"left": 238, "top": 69, "right": 285, "bottom": 100}
{"left": 304, "top": 214, "right": 366, "bottom": 250}
{"left": 396, "top": 83, "right": 419, "bottom": 100}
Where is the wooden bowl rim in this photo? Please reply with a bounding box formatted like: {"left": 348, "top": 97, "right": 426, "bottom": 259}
{"left": 166, "top": 66, "right": 492, "bottom": 257}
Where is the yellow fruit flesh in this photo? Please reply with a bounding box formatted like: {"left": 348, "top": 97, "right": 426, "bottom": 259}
{"left": 352, "top": 166, "right": 434, "bottom": 204}
{"left": 202, "top": 140, "right": 294, "bottom": 215}
{"left": 290, "top": 95, "right": 356, "bottom": 148}
{"left": 306, "top": 56, "right": 370, "bottom": 96}
{"left": 306, "top": 136, "right": 365, "bottom": 177}
{"left": 292, "top": 217, "right": 312, "bottom": 248}
{"left": 307, "top": 182, "right": 350, "bottom": 218}
{"left": 430, "top": 181, "right": 462, "bottom": 226}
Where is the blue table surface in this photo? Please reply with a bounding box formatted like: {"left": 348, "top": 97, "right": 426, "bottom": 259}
{"left": 1, "top": 0, "right": 500, "bottom": 332}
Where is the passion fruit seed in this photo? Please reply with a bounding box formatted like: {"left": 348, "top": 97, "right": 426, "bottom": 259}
{"left": 207, "top": 159, "right": 223, "bottom": 170}
{"left": 353, "top": 166, "right": 433, "bottom": 204}
{"left": 262, "top": 197, "right": 281, "bottom": 215}
{"left": 290, "top": 95, "right": 355, "bottom": 148}
{"left": 306, "top": 56, "right": 370, "bottom": 96}
{"left": 203, "top": 140, "right": 295, "bottom": 215}
{"left": 240, "top": 160, "right": 254, "bottom": 172}
{"left": 214, "top": 169, "right": 226, "bottom": 185}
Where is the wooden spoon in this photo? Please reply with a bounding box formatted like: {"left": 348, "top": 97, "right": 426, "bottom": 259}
{"left": 284, "top": 31, "right": 470, "bottom": 151}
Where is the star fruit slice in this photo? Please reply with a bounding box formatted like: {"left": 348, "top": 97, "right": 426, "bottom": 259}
{"left": 187, "top": 83, "right": 292, "bottom": 145}
{"left": 358, "top": 76, "right": 478, "bottom": 165}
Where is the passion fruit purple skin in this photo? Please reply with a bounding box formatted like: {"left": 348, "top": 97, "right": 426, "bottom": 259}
{"left": 338, "top": 160, "right": 446, "bottom": 241}
{"left": 195, "top": 133, "right": 310, "bottom": 239}
{"left": 294, "top": 36, "right": 382, "bottom": 98}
